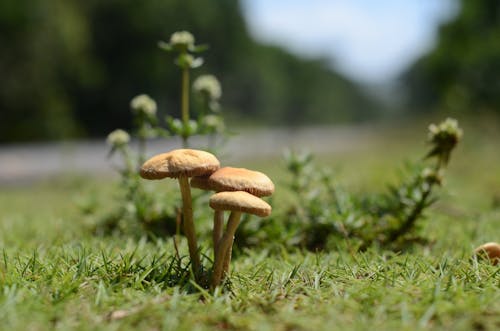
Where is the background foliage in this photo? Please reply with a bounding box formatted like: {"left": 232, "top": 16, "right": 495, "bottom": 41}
{"left": 0, "top": 0, "right": 377, "bottom": 142}
{"left": 2, "top": 0, "right": 499, "bottom": 142}
{"left": 403, "top": 0, "right": 500, "bottom": 115}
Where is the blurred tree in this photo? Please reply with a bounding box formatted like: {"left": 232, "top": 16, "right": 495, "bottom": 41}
{"left": 0, "top": 0, "right": 88, "bottom": 140}
{"left": 0, "top": 0, "right": 377, "bottom": 142}
{"left": 403, "top": 0, "right": 500, "bottom": 114}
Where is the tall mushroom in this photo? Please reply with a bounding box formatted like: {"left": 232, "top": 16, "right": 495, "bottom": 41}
{"left": 140, "top": 149, "right": 220, "bottom": 276}
{"left": 209, "top": 191, "right": 272, "bottom": 288}
{"left": 207, "top": 167, "right": 274, "bottom": 274}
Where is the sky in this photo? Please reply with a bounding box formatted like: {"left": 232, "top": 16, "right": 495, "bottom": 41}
{"left": 242, "top": 0, "right": 458, "bottom": 84}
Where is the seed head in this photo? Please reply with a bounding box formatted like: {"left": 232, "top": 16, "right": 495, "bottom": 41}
{"left": 421, "top": 167, "right": 443, "bottom": 185}
{"left": 202, "top": 115, "right": 224, "bottom": 132}
{"left": 428, "top": 118, "right": 463, "bottom": 145}
{"left": 193, "top": 75, "right": 222, "bottom": 100}
{"left": 130, "top": 94, "right": 157, "bottom": 117}
{"left": 170, "top": 31, "right": 195, "bottom": 50}
{"left": 107, "top": 129, "right": 130, "bottom": 148}
{"left": 426, "top": 118, "right": 463, "bottom": 164}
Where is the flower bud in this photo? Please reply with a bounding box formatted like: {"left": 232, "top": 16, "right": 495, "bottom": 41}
{"left": 130, "top": 94, "right": 157, "bottom": 117}
{"left": 107, "top": 129, "right": 130, "bottom": 148}
{"left": 202, "top": 115, "right": 224, "bottom": 132}
{"left": 193, "top": 75, "right": 222, "bottom": 101}
{"left": 167, "top": 118, "right": 183, "bottom": 135}
{"left": 428, "top": 118, "right": 463, "bottom": 145}
{"left": 421, "top": 167, "right": 443, "bottom": 185}
{"left": 185, "top": 120, "right": 198, "bottom": 135}
{"left": 169, "top": 31, "right": 195, "bottom": 51}
{"left": 176, "top": 53, "right": 203, "bottom": 69}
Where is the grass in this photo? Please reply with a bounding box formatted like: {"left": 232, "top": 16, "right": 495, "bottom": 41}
{"left": 1, "top": 119, "right": 500, "bottom": 330}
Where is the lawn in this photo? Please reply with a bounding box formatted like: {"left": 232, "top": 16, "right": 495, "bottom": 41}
{"left": 1, "top": 119, "right": 499, "bottom": 330}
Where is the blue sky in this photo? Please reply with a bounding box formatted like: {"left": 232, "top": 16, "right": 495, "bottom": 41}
{"left": 242, "top": 0, "right": 458, "bottom": 84}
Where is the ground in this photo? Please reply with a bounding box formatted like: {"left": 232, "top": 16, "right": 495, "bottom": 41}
{"left": 0, "top": 118, "right": 499, "bottom": 330}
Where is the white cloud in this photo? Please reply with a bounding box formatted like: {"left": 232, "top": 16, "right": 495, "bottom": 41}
{"left": 242, "top": 0, "right": 457, "bottom": 83}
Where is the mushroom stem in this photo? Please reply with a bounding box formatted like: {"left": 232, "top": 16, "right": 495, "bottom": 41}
{"left": 222, "top": 236, "right": 233, "bottom": 277}
{"left": 213, "top": 210, "right": 224, "bottom": 256}
{"left": 212, "top": 211, "right": 242, "bottom": 288}
{"left": 178, "top": 176, "right": 201, "bottom": 277}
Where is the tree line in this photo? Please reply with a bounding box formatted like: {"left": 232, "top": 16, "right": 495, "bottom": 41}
{"left": 0, "top": 0, "right": 376, "bottom": 142}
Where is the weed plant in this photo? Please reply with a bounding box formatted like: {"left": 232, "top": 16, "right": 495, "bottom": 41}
{"left": 87, "top": 31, "right": 225, "bottom": 238}
{"left": 236, "top": 118, "right": 463, "bottom": 252}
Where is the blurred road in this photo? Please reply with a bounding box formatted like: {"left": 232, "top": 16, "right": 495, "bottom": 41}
{"left": 0, "top": 125, "right": 376, "bottom": 185}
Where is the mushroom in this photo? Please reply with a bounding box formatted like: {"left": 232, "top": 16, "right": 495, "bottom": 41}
{"left": 191, "top": 167, "right": 274, "bottom": 262}
{"left": 209, "top": 191, "right": 272, "bottom": 287}
{"left": 207, "top": 167, "right": 275, "bottom": 197}
{"left": 190, "top": 175, "right": 224, "bottom": 256}
{"left": 140, "top": 149, "right": 220, "bottom": 276}
{"left": 474, "top": 242, "right": 500, "bottom": 265}
{"left": 207, "top": 167, "right": 274, "bottom": 274}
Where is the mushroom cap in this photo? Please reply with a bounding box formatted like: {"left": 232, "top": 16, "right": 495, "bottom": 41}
{"left": 209, "top": 191, "right": 271, "bottom": 217}
{"left": 190, "top": 175, "right": 213, "bottom": 190}
{"left": 474, "top": 242, "right": 500, "bottom": 265}
{"left": 140, "top": 149, "right": 220, "bottom": 179}
{"left": 208, "top": 167, "right": 274, "bottom": 197}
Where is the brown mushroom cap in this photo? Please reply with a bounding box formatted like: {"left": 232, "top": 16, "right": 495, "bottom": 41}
{"left": 190, "top": 175, "right": 214, "bottom": 191}
{"left": 208, "top": 167, "right": 274, "bottom": 197}
{"left": 474, "top": 242, "right": 500, "bottom": 265}
{"left": 209, "top": 191, "right": 271, "bottom": 217}
{"left": 140, "top": 149, "right": 220, "bottom": 179}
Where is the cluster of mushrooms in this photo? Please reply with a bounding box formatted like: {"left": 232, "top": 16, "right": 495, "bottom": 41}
{"left": 140, "top": 148, "right": 274, "bottom": 288}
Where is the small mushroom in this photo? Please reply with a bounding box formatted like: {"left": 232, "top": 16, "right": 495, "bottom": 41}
{"left": 208, "top": 167, "right": 275, "bottom": 197}
{"left": 140, "top": 149, "right": 220, "bottom": 276}
{"left": 209, "top": 191, "right": 271, "bottom": 287}
{"left": 474, "top": 242, "right": 500, "bottom": 265}
{"left": 191, "top": 167, "right": 274, "bottom": 263}
{"left": 207, "top": 167, "right": 274, "bottom": 274}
